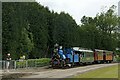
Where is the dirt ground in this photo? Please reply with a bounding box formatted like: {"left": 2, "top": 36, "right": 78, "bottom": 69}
{"left": 1, "top": 63, "right": 118, "bottom": 80}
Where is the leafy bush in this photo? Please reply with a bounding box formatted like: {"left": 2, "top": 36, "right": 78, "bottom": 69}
{"left": 16, "top": 58, "right": 50, "bottom": 68}
{"left": 28, "top": 58, "right": 50, "bottom": 67}
{"left": 16, "top": 60, "right": 27, "bottom": 68}
{"left": 116, "top": 57, "right": 120, "bottom": 62}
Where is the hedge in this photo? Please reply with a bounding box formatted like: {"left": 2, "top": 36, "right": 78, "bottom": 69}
{"left": 16, "top": 58, "right": 50, "bottom": 68}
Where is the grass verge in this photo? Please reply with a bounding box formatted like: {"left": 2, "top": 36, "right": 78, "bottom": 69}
{"left": 74, "top": 65, "right": 118, "bottom": 78}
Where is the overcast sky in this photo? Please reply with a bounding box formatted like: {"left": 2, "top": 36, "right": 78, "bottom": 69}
{"left": 36, "top": 0, "right": 120, "bottom": 24}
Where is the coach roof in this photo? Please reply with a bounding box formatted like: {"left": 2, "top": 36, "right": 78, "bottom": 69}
{"left": 95, "top": 49, "right": 113, "bottom": 53}
{"left": 73, "top": 47, "right": 93, "bottom": 53}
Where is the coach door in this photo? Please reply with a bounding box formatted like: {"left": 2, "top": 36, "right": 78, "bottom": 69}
{"left": 103, "top": 52, "right": 106, "bottom": 61}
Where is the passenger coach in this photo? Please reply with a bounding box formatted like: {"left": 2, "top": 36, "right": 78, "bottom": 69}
{"left": 94, "top": 49, "right": 113, "bottom": 63}
{"left": 72, "top": 47, "right": 94, "bottom": 65}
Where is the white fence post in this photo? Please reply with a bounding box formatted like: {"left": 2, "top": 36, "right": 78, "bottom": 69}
{"left": 4, "top": 61, "right": 6, "bottom": 69}
{"left": 14, "top": 60, "right": 16, "bottom": 69}
{"left": 26, "top": 60, "right": 28, "bottom": 69}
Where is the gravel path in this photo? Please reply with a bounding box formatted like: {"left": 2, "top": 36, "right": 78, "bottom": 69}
{"left": 1, "top": 66, "right": 53, "bottom": 80}
{"left": 21, "top": 63, "right": 118, "bottom": 78}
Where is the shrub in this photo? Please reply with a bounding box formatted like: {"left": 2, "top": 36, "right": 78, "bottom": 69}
{"left": 116, "top": 57, "right": 120, "bottom": 62}
{"left": 16, "top": 58, "right": 50, "bottom": 68}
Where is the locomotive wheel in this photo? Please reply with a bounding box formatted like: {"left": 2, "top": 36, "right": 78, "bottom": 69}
{"left": 60, "top": 60, "right": 66, "bottom": 68}
{"left": 51, "top": 59, "right": 61, "bottom": 68}
{"left": 66, "top": 64, "right": 72, "bottom": 68}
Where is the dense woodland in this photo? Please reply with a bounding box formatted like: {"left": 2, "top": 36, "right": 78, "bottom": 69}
{"left": 2, "top": 2, "right": 120, "bottom": 60}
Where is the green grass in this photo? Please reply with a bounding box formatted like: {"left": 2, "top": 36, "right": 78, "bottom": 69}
{"left": 74, "top": 65, "right": 118, "bottom": 78}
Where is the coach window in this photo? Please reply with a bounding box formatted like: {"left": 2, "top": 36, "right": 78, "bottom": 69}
{"left": 75, "top": 51, "right": 78, "bottom": 54}
{"left": 88, "top": 53, "right": 91, "bottom": 57}
{"left": 82, "top": 53, "right": 85, "bottom": 57}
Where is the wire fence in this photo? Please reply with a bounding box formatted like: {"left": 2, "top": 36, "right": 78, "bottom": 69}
{"left": 0, "top": 58, "right": 50, "bottom": 70}
{"left": 0, "top": 57, "right": 118, "bottom": 70}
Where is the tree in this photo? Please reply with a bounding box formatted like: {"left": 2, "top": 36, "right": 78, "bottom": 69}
{"left": 53, "top": 12, "right": 78, "bottom": 47}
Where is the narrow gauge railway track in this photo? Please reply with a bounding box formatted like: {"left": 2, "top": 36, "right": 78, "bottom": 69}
{"left": 2, "top": 63, "right": 118, "bottom": 80}
{"left": 21, "top": 63, "right": 118, "bottom": 78}
{"left": 2, "top": 62, "right": 117, "bottom": 74}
